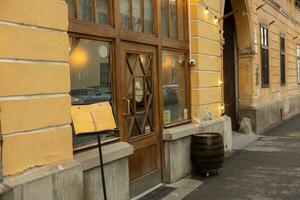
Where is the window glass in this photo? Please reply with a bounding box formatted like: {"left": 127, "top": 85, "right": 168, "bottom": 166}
{"left": 120, "top": 0, "right": 131, "bottom": 29}
{"left": 132, "top": 0, "right": 143, "bottom": 32}
{"left": 78, "top": 0, "right": 93, "bottom": 21}
{"left": 69, "top": 38, "right": 114, "bottom": 149}
{"left": 161, "top": 0, "right": 168, "bottom": 35}
{"left": 260, "top": 26, "right": 269, "bottom": 87}
{"left": 280, "top": 36, "right": 286, "bottom": 85}
{"left": 169, "top": 0, "right": 178, "bottom": 39}
{"left": 69, "top": 38, "right": 112, "bottom": 105}
{"left": 96, "top": 0, "right": 109, "bottom": 24}
{"left": 297, "top": 46, "right": 300, "bottom": 83}
{"left": 144, "top": 0, "right": 153, "bottom": 34}
{"left": 65, "top": 0, "right": 75, "bottom": 18}
{"left": 162, "top": 50, "right": 188, "bottom": 125}
{"left": 178, "top": 0, "right": 185, "bottom": 40}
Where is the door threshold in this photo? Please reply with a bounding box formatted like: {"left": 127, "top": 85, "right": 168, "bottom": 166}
{"left": 130, "top": 183, "right": 163, "bottom": 200}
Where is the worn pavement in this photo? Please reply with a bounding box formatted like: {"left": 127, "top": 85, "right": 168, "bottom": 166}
{"left": 184, "top": 114, "right": 300, "bottom": 200}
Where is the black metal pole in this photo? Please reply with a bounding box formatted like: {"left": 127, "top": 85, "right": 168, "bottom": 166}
{"left": 97, "top": 135, "right": 107, "bottom": 200}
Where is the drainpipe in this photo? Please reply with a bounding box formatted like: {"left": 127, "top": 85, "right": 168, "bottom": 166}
{"left": 188, "top": 0, "right": 192, "bottom": 61}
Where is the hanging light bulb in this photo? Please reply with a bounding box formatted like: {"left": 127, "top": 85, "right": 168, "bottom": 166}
{"left": 204, "top": 7, "right": 209, "bottom": 14}
{"left": 214, "top": 16, "right": 219, "bottom": 24}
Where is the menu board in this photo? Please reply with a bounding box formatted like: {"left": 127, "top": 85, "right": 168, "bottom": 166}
{"left": 71, "top": 102, "right": 116, "bottom": 135}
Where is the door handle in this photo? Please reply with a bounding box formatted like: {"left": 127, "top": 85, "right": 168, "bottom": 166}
{"left": 122, "top": 97, "right": 131, "bottom": 116}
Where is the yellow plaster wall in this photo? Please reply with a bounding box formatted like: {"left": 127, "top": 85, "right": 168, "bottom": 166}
{"left": 190, "top": 0, "right": 223, "bottom": 121}
{"left": 251, "top": 0, "right": 300, "bottom": 109}
{"left": 190, "top": 0, "right": 300, "bottom": 121}
{"left": 0, "top": 0, "right": 72, "bottom": 176}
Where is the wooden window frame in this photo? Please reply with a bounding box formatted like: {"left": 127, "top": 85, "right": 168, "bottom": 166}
{"left": 260, "top": 25, "right": 270, "bottom": 88}
{"left": 297, "top": 45, "right": 300, "bottom": 84}
{"left": 68, "top": 0, "right": 114, "bottom": 27}
{"left": 162, "top": 48, "right": 191, "bottom": 128}
{"left": 280, "top": 34, "right": 286, "bottom": 86}
{"left": 66, "top": 0, "right": 191, "bottom": 149}
{"left": 161, "top": 0, "right": 187, "bottom": 42}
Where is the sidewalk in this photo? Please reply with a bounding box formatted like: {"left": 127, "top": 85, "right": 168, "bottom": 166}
{"left": 183, "top": 114, "right": 300, "bottom": 200}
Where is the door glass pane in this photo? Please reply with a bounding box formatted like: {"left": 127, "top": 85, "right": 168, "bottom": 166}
{"left": 121, "top": 0, "right": 130, "bottom": 29}
{"left": 132, "top": 0, "right": 143, "bottom": 32}
{"left": 178, "top": 0, "right": 185, "bottom": 40}
{"left": 170, "top": 0, "right": 178, "bottom": 39}
{"left": 161, "top": 0, "right": 168, "bottom": 35}
{"left": 144, "top": 0, "right": 153, "bottom": 34}
{"left": 126, "top": 53, "right": 153, "bottom": 138}
{"left": 65, "top": 0, "right": 75, "bottom": 18}
{"left": 162, "top": 51, "right": 187, "bottom": 124}
{"left": 96, "top": 0, "right": 109, "bottom": 24}
{"left": 78, "top": 0, "right": 93, "bottom": 21}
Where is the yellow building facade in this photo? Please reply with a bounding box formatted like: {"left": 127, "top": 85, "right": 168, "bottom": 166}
{"left": 0, "top": 0, "right": 300, "bottom": 199}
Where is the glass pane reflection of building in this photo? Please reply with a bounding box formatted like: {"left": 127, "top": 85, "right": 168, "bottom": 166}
{"left": 162, "top": 50, "right": 187, "bottom": 125}
{"left": 69, "top": 38, "right": 112, "bottom": 105}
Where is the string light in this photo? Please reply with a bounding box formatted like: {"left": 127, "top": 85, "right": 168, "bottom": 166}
{"left": 204, "top": 7, "right": 209, "bottom": 14}
{"left": 214, "top": 16, "right": 219, "bottom": 24}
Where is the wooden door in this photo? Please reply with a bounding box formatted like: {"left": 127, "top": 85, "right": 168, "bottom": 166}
{"left": 119, "top": 42, "right": 162, "bottom": 197}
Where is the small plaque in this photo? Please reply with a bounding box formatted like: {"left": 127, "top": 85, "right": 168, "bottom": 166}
{"left": 163, "top": 110, "right": 171, "bottom": 124}
{"left": 184, "top": 108, "right": 188, "bottom": 120}
{"left": 71, "top": 102, "right": 116, "bottom": 135}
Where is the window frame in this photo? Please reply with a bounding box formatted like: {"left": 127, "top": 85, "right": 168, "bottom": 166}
{"left": 280, "top": 34, "right": 286, "bottom": 86}
{"left": 260, "top": 24, "right": 270, "bottom": 88}
{"left": 65, "top": 0, "right": 191, "bottom": 149}
{"left": 161, "top": 48, "right": 191, "bottom": 128}
{"left": 67, "top": 0, "right": 114, "bottom": 27}
{"left": 161, "top": 0, "right": 187, "bottom": 41}
{"left": 68, "top": 34, "right": 119, "bottom": 151}
{"left": 297, "top": 45, "right": 300, "bottom": 84}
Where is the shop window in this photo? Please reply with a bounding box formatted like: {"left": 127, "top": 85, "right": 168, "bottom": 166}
{"left": 297, "top": 46, "right": 300, "bottom": 83}
{"left": 120, "top": 0, "right": 153, "bottom": 34}
{"left": 280, "top": 35, "right": 286, "bottom": 86}
{"left": 260, "top": 25, "right": 269, "bottom": 88}
{"left": 65, "top": 0, "right": 112, "bottom": 25}
{"left": 161, "top": 0, "right": 186, "bottom": 41}
{"left": 162, "top": 50, "right": 189, "bottom": 126}
{"left": 69, "top": 37, "right": 117, "bottom": 149}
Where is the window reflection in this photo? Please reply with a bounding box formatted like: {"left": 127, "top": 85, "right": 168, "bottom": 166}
{"left": 144, "top": 0, "right": 153, "bottom": 34}
{"left": 162, "top": 51, "right": 187, "bottom": 124}
{"left": 161, "top": 0, "right": 168, "bottom": 35}
{"left": 69, "top": 38, "right": 112, "bottom": 105}
{"left": 170, "top": 0, "right": 178, "bottom": 39}
{"left": 97, "top": 0, "right": 109, "bottom": 24}
{"left": 132, "top": 0, "right": 143, "bottom": 32}
{"left": 65, "top": 0, "right": 75, "bottom": 18}
{"left": 78, "top": 0, "right": 93, "bottom": 21}
{"left": 120, "top": 0, "right": 131, "bottom": 29}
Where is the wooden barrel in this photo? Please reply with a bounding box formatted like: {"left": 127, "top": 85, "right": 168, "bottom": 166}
{"left": 191, "top": 133, "right": 224, "bottom": 172}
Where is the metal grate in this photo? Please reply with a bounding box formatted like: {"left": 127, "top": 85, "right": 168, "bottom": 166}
{"left": 137, "top": 186, "right": 176, "bottom": 200}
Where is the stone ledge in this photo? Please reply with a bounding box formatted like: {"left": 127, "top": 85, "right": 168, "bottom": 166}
{"left": 3, "top": 159, "right": 79, "bottom": 188}
{"left": 75, "top": 142, "right": 134, "bottom": 171}
{"left": 163, "top": 117, "right": 228, "bottom": 141}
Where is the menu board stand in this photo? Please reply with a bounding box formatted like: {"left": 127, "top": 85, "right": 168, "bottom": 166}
{"left": 71, "top": 101, "right": 119, "bottom": 200}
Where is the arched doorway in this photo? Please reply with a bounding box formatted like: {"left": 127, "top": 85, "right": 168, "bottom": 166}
{"left": 222, "top": 0, "right": 253, "bottom": 130}
{"left": 223, "top": 0, "right": 238, "bottom": 129}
